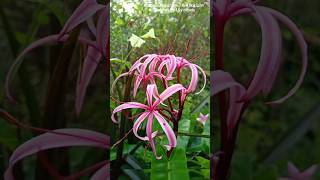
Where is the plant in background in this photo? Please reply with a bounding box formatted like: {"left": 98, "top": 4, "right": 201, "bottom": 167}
{"left": 112, "top": 54, "right": 206, "bottom": 158}
{"left": 1, "top": 109, "right": 109, "bottom": 180}
{"left": 280, "top": 162, "right": 317, "bottom": 180}
{"left": 212, "top": 0, "right": 308, "bottom": 179}
{"left": 197, "top": 113, "right": 209, "bottom": 126}
{"left": 5, "top": 0, "right": 108, "bottom": 115}
{"left": 1, "top": 0, "right": 109, "bottom": 179}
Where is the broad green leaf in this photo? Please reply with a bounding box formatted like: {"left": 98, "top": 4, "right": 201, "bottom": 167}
{"left": 141, "top": 28, "right": 156, "bottom": 39}
{"left": 177, "top": 119, "right": 190, "bottom": 148}
{"left": 122, "top": 155, "right": 147, "bottom": 179}
{"left": 195, "top": 156, "right": 210, "bottom": 178}
{"left": 151, "top": 148, "right": 189, "bottom": 180}
{"left": 129, "top": 34, "right": 145, "bottom": 48}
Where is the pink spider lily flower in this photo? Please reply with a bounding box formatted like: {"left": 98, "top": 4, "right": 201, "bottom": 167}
{"left": 176, "top": 57, "right": 207, "bottom": 95}
{"left": 279, "top": 162, "right": 318, "bottom": 180}
{"left": 196, "top": 113, "right": 209, "bottom": 125}
{"left": 112, "top": 84, "right": 185, "bottom": 159}
{"left": 113, "top": 54, "right": 206, "bottom": 99}
{"left": 5, "top": 0, "right": 108, "bottom": 115}
{"left": 213, "top": 0, "right": 307, "bottom": 104}
{"left": 211, "top": 70, "right": 245, "bottom": 137}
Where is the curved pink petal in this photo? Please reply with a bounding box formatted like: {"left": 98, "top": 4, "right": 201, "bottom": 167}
{"left": 76, "top": 47, "right": 102, "bottom": 115}
{"left": 90, "top": 164, "right": 110, "bottom": 180}
{"left": 146, "top": 113, "right": 162, "bottom": 159}
{"left": 265, "top": 7, "right": 308, "bottom": 104}
{"left": 133, "top": 76, "right": 143, "bottom": 97}
{"left": 59, "top": 0, "right": 105, "bottom": 39}
{"left": 5, "top": 34, "right": 60, "bottom": 101}
{"left": 4, "top": 128, "right": 108, "bottom": 180}
{"left": 5, "top": 34, "right": 99, "bottom": 102}
{"left": 140, "top": 54, "right": 158, "bottom": 75}
{"left": 211, "top": 70, "right": 245, "bottom": 97}
{"left": 154, "top": 111, "right": 177, "bottom": 151}
{"left": 111, "top": 102, "right": 148, "bottom": 123}
{"left": 111, "top": 72, "right": 129, "bottom": 96}
{"left": 133, "top": 112, "right": 150, "bottom": 141}
{"left": 194, "top": 64, "right": 207, "bottom": 95}
{"left": 154, "top": 84, "right": 185, "bottom": 106}
{"left": 212, "top": 71, "right": 245, "bottom": 135}
{"left": 244, "top": 5, "right": 277, "bottom": 100}
{"left": 260, "top": 7, "right": 283, "bottom": 94}
{"left": 168, "top": 55, "right": 177, "bottom": 78}
{"left": 146, "top": 84, "right": 156, "bottom": 106}
{"left": 301, "top": 165, "right": 318, "bottom": 178}
{"left": 184, "top": 64, "right": 198, "bottom": 93}
{"left": 157, "top": 55, "right": 176, "bottom": 80}
{"left": 129, "top": 55, "right": 149, "bottom": 72}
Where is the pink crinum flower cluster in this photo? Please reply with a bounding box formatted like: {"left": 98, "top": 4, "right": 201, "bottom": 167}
{"left": 212, "top": 0, "right": 308, "bottom": 136}
{"left": 112, "top": 54, "right": 206, "bottom": 159}
{"left": 212, "top": 0, "right": 308, "bottom": 179}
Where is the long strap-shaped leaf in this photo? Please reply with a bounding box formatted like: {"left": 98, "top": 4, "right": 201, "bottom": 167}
{"left": 76, "top": 47, "right": 102, "bottom": 115}
{"left": 4, "top": 128, "right": 109, "bottom": 180}
{"left": 58, "top": 0, "right": 105, "bottom": 39}
{"left": 90, "top": 164, "right": 110, "bottom": 180}
{"left": 5, "top": 34, "right": 98, "bottom": 102}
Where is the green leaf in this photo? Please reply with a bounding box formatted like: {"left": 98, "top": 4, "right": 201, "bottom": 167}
{"left": 141, "top": 28, "right": 156, "bottom": 39}
{"left": 151, "top": 148, "right": 190, "bottom": 180}
{"left": 129, "top": 34, "right": 145, "bottom": 48}
{"left": 195, "top": 156, "right": 210, "bottom": 178}
{"left": 0, "top": 120, "right": 19, "bottom": 150}
{"left": 177, "top": 119, "right": 190, "bottom": 148}
{"left": 36, "top": 10, "right": 49, "bottom": 25}
{"left": 110, "top": 58, "right": 131, "bottom": 68}
{"left": 115, "top": 18, "right": 125, "bottom": 26}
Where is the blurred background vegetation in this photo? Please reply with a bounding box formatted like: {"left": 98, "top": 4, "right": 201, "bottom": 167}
{"left": 0, "top": 0, "right": 106, "bottom": 179}
{"left": 212, "top": 0, "right": 320, "bottom": 179}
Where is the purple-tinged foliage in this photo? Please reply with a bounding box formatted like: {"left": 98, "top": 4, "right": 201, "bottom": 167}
{"left": 2, "top": 0, "right": 109, "bottom": 179}
{"left": 213, "top": 0, "right": 307, "bottom": 104}
{"left": 212, "top": 0, "right": 308, "bottom": 179}
{"left": 279, "top": 162, "right": 318, "bottom": 180}
{"left": 5, "top": 0, "right": 108, "bottom": 115}
{"left": 4, "top": 129, "right": 109, "bottom": 180}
